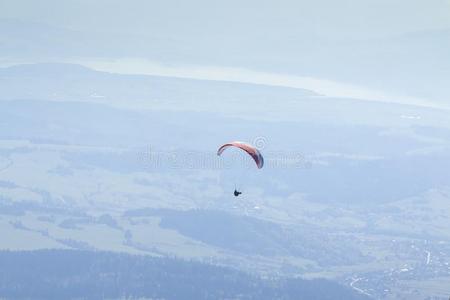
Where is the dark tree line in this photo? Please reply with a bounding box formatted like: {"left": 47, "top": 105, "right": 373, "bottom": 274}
{"left": 0, "top": 250, "right": 368, "bottom": 300}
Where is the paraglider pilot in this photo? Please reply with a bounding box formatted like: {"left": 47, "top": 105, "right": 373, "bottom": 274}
{"left": 217, "top": 141, "right": 264, "bottom": 198}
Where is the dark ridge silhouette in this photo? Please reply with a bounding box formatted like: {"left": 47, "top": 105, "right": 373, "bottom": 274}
{"left": 0, "top": 249, "right": 369, "bottom": 300}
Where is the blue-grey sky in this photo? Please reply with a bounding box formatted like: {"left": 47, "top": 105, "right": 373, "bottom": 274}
{"left": 1, "top": 0, "right": 450, "bottom": 38}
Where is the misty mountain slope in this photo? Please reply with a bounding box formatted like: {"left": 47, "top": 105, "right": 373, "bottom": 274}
{"left": 0, "top": 63, "right": 328, "bottom": 122}
{"left": 0, "top": 250, "right": 369, "bottom": 300}
{"left": 124, "top": 209, "right": 368, "bottom": 267}
{"left": 1, "top": 63, "right": 450, "bottom": 129}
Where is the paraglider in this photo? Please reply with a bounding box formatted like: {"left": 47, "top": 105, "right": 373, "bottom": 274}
{"left": 217, "top": 141, "right": 264, "bottom": 196}
{"left": 217, "top": 141, "right": 264, "bottom": 169}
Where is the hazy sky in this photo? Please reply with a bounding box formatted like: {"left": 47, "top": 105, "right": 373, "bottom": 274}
{"left": 1, "top": 0, "right": 450, "bottom": 103}
{"left": 1, "top": 0, "right": 450, "bottom": 39}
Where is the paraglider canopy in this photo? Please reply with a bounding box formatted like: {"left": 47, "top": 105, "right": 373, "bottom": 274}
{"left": 217, "top": 141, "right": 264, "bottom": 169}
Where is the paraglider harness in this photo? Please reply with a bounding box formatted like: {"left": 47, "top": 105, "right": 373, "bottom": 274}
{"left": 234, "top": 189, "right": 242, "bottom": 197}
